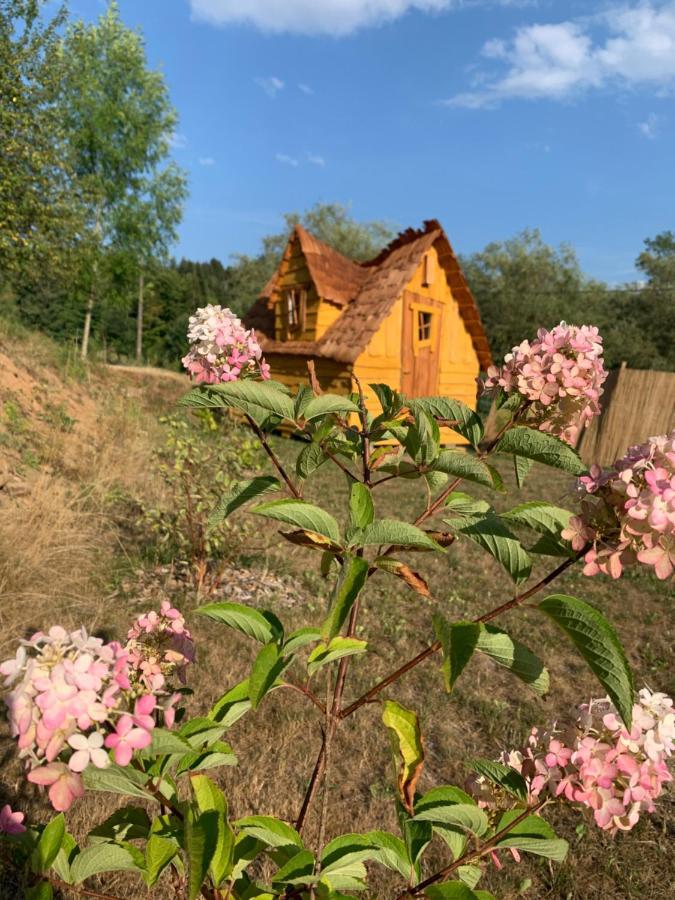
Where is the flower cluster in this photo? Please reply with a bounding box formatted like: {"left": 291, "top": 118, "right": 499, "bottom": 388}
{"left": 0, "top": 602, "right": 194, "bottom": 811}
{"left": 563, "top": 430, "right": 675, "bottom": 580}
{"left": 0, "top": 804, "right": 25, "bottom": 835}
{"left": 470, "top": 689, "right": 674, "bottom": 835}
{"left": 481, "top": 322, "right": 607, "bottom": 445}
{"left": 182, "top": 304, "right": 270, "bottom": 384}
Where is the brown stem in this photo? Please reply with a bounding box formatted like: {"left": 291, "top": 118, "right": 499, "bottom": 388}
{"left": 244, "top": 413, "right": 302, "bottom": 499}
{"left": 414, "top": 476, "right": 463, "bottom": 526}
{"left": 399, "top": 799, "right": 547, "bottom": 897}
{"left": 296, "top": 729, "right": 328, "bottom": 834}
{"left": 339, "top": 551, "right": 585, "bottom": 719}
{"left": 352, "top": 375, "right": 371, "bottom": 486}
{"left": 279, "top": 680, "right": 327, "bottom": 714}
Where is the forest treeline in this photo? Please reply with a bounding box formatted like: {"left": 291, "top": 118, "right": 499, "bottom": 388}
{"left": 1, "top": 1, "right": 673, "bottom": 372}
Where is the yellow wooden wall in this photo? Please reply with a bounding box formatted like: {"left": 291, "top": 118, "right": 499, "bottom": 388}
{"left": 266, "top": 354, "right": 353, "bottom": 398}
{"left": 353, "top": 245, "right": 480, "bottom": 427}
{"left": 271, "top": 237, "right": 342, "bottom": 341}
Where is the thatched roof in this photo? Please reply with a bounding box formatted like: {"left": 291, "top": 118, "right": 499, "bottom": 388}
{"left": 245, "top": 220, "right": 492, "bottom": 370}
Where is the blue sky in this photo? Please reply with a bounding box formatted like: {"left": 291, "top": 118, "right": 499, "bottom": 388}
{"left": 73, "top": 1, "right": 675, "bottom": 282}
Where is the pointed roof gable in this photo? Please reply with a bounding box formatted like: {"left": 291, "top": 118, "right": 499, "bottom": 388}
{"left": 246, "top": 220, "right": 492, "bottom": 370}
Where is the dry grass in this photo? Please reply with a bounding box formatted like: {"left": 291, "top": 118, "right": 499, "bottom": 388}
{"left": 0, "top": 329, "right": 672, "bottom": 899}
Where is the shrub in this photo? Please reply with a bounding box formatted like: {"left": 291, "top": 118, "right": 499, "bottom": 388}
{"left": 0, "top": 311, "right": 671, "bottom": 899}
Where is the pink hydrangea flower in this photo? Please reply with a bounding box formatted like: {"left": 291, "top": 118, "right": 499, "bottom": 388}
{"left": 181, "top": 304, "right": 270, "bottom": 384}
{"left": 0, "top": 804, "right": 26, "bottom": 835}
{"left": 568, "top": 431, "right": 675, "bottom": 580}
{"left": 481, "top": 322, "right": 607, "bottom": 445}
{"left": 1, "top": 605, "right": 193, "bottom": 811}
{"left": 105, "top": 715, "right": 153, "bottom": 766}
{"left": 472, "top": 688, "right": 674, "bottom": 835}
{"left": 27, "top": 763, "right": 85, "bottom": 812}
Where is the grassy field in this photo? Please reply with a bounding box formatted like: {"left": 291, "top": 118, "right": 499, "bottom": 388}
{"left": 0, "top": 325, "right": 672, "bottom": 899}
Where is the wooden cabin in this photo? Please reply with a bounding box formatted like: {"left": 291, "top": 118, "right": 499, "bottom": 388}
{"left": 244, "top": 220, "right": 492, "bottom": 439}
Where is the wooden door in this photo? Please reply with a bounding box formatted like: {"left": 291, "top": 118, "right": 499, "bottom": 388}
{"left": 401, "top": 291, "right": 443, "bottom": 397}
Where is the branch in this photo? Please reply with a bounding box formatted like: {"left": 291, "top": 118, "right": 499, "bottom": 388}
{"left": 244, "top": 413, "right": 302, "bottom": 499}
{"left": 352, "top": 374, "right": 371, "bottom": 486}
{"left": 279, "top": 680, "right": 327, "bottom": 714}
{"left": 398, "top": 799, "right": 547, "bottom": 897}
{"left": 339, "top": 551, "right": 584, "bottom": 719}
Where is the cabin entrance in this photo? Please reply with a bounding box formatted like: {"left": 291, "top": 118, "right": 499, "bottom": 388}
{"left": 401, "top": 291, "right": 443, "bottom": 397}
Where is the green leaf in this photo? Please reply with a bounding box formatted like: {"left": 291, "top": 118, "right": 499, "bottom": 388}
{"left": 425, "top": 883, "right": 482, "bottom": 899}
{"left": 514, "top": 454, "right": 534, "bottom": 488}
{"left": 361, "top": 831, "right": 411, "bottom": 878}
{"left": 196, "top": 602, "right": 283, "bottom": 644}
{"left": 141, "top": 728, "right": 192, "bottom": 758}
{"left": 382, "top": 701, "right": 425, "bottom": 814}
{"left": 88, "top": 807, "right": 150, "bottom": 844}
{"left": 361, "top": 519, "right": 442, "bottom": 551}
{"left": 33, "top": 813, "right": 65, "bottom": 873}
{"left": 302, "top": 394, "right": 360, "bottom": 420}
{"left": 406, "top": 409, "right": 441, "bottom": 465}
{"left": 191, "top": 774, "right": 234, "bottom": 886}
{"left": 496, "top": 427, "right": 586, "bottom": 475}
{"left": 70, "top": 844, "right": 140, "bottom": 884}
{"left": 307, "top": 637, "right": 367, "bottom": 676}
{"left": 348, "top": 482, "right": 374, "bottom": 530}
{"left": 234, "top": 816, "right": 304, "bottom": 850}
{"left": 495, "top": 812, "right": 569, "bottom": 862}
{"left": 296, "top": 442, "right": 328, "bottom": 479}
{"left": 209, "top": 476, "right": 281, "bottom": 525}
{"left": 50, "top": 833, "right": 79, "bottom": 884}
{"left": 415, "top": 785, "right": 476, "bottom": 815}
{"left": 450, "top": 513, "right": 531, "bottom": 584}
{"left": 431, "top": 451, "right": 495, "bottom": 489}
{"left": 538, "top": 594, "right": 634, "bottom": 726}
{"left": 252, "top": 499, "right": 341, "bottom": 544}
{"left": 370, "top": 383, "right": 403, "bottom": 417}
{"left": 249, "top": 642, "right": 287, "bottom": 709}
{"left": 185, "top": 807, "right": 219, "bottom": 900}
{"left": 283, "top": 627, "right": 322, "bottom": 654}
{"left": 179, "top": 718, "right": 228, "bottom": 749}
{"left": 145, "top": 834, "right": 178, "bottom": 888}
{"left": 271, "top": 849, "right": 315, "bottom": 886}
{"left": 208, "top": 679, "right": 253, "bottom": 727}
{"left": 407, "top": 397, "right": 484, "bottom": 448}
{"left": 413, "top": 804, "right": 488, "bottom": 836}
{"left": 180, "top": 380, "right": 295, "bottom": 421}
{"left": 443, "top": 492, "right": 492, "bottom": 518}
{"left": 467, "top": 759, "right": 528, "bottom": 802}
{"left": 433, "top": 617, "right": 480, "bottom": 693}
{"left": 458, "top": 865, "right": 482, "bottom": 889}
{"left": 322, "top": 556, "right": 370, "bottom": 641}
{"left": 501, "top": 501, "right": 571, "bottom": 537}
{"left": 476, "top": 624, "right": 549, "bottom": 695}
{"left": 176, "top": 741, "right": 238, "bottom": 775}
{"left": 82, "top": 763, "right": 153, "bottom": 801}
{"left": 320, "top": 834, "right": 380, "bottom": 874}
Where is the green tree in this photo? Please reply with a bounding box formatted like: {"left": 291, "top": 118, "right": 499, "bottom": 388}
{"left": 460, "top": 229, "right": 588, "bottom": 363}
{"left": 59, "top": 0, "right": 186, "bottom": 358}
{"left": 0, "top": 0, "right": 81, "bottom": 284}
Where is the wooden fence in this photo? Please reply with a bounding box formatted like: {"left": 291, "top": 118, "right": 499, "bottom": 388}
{"left": 577, "top": 365, "right": 675, "bottom": 466}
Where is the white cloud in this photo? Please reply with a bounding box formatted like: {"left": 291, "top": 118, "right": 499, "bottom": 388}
{"left": 199, "top": 156, "right": 216, "bottom": 166}
{"left": 255, "top": 76, "right": 284, "bottom": 97}
{"left": 168, "top": 131, "right": 188, "bottom": 149}
{"left": 190, "top": 0, "right": 454, "bottom": 36}
{"left": 307, "top": 152, "right": 326, "bottom": 166}
{"left": 638, "top": 112, "right": 661, "bottom": 138}
{"left": 448, "top": 2, "right": 675, "bottom": 107}
{"left": 276, "top": 153, "right": 299, "bottom": 166}
{"left": 298, "top": 82, "right": 314, "bottom": 94}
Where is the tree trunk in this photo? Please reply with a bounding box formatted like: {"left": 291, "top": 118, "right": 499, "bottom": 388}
{"left": 81, "top": 286, "right": 95, "bottom": 360}
{"left": 136, "top": 269, "right": 144, "bottom": 363}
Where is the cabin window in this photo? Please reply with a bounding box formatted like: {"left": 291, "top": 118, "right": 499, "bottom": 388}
{"left": 417, "top": 310, "right": 433, "bottom": 343}
{"left": 284, "top": 288, "right": 306, "bottom": 335}
{"left": 422, "top": 253, "right": 435, "bottom": 287}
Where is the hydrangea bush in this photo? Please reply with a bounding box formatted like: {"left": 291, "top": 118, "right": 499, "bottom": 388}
{"left": 1, "top": 311, "right": 671, "bottom": 899}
